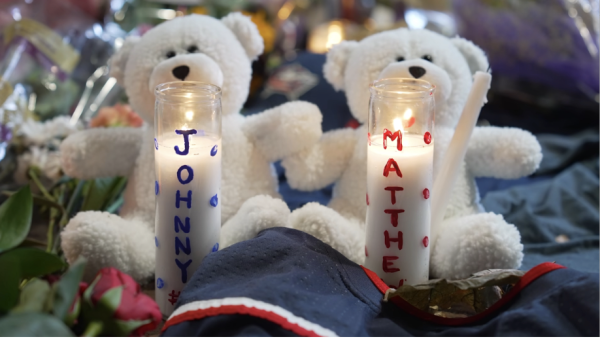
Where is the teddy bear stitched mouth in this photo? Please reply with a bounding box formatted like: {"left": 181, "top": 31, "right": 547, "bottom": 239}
{"left": 172, "top": 65, "right": 190, "bottom": 80}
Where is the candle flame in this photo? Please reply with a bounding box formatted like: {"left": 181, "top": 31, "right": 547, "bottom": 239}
{"left": 393, "top": 118, "right": 403, "bottom": 133}
{"left": 403, "top": 108, "right": 413, "bottom": 120}
{"left": 185, "top": 111, "right": 194, "bottom": 121}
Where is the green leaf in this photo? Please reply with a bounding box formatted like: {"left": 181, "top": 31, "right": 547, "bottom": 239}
{"left": 81, "top": 178, "right": 126, "bottom": 212}
{"left": 0, "top": 247, "right": 66, "bottom": 279}
{"left": 0, "top": 257, "right": 20, "bottom": 312}
{"left": 2, "top": 190, "right": 64, "bottom": 213}
{"left": 0, "top": 313, "right": 74, "bottom": 336}
{"left": 53, "top": 257, "right": 86, "bottom": 320}
{"left": 11, "top": 279, "right": 52, "bottom": 314}
{"left": 98, "top": 286, "right": 123, "bottom": 313}
{"left": 0, "top": 185, "right": 33, "bottom": 252}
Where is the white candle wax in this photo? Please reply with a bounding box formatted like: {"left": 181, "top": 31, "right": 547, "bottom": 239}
{"left": 430, "top": 72, "right": 491, "bottom": 243}
{"left": 365, "top": 134, "right": 433, "bottom": 287}
{"left": 154, "top": 134, "right": 221, "bottom": 316}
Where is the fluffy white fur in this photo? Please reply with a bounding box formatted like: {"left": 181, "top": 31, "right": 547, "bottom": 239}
{"left": 60, "top": 14, "right": 322, "bottom": 282}
{"left": 281, "top": 29, "right": 543, "bottom": 279}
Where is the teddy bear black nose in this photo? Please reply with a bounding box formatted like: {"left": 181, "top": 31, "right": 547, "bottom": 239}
{"left": 409, "top": 66, "right": 426, "bottom": 79}
{"left": 172, "top": 65, "right": 190, "bottom": 80}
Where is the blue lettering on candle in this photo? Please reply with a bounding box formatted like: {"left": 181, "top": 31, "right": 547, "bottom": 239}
{"left": 176, "top": 190, "right": 192, "bottom": 208}
{"left": 154, "top": 138, "right": 159, "bottom": 150}
{"left": 155, "top": 181, "right": 159, "bottom": 195}
{"left": 212, "top": 243, "right": 219, "bottom": 252}
{"left": 175, "top": 258, "right": 192, "bottom": 283}
{"left": 175, "top": 236, "right": 191, "bottom": 255}
{"left": 156, "top": 277, "right": 164, "bottom": 289}
{"left": 174, "top": 129, "right": 198, "bottom": 155}
{"left": 211, "top": 145, "right": 218, "bottom": 156}
{"left": 210, "top": 194, "right": 218, "bottom": 207}
{"left": 174, "top": 216, "right": 191, "bottom": 233}
{"left": 177, "top": 165, "right": 194, "bottom": 185}
{"left": 155, "top": 236, "right": 159, "bottom": 247}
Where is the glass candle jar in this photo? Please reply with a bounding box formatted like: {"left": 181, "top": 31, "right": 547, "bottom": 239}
{"left": 365, "top": 78, "right": 435, "bottom": 288}
{"left": 154, "top": 82, "right": 222, "bottom": 316}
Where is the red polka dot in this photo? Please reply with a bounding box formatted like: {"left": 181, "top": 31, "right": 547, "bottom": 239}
{"left": 365, "top": 246, "right": 368, "bottom": 257}
{"left": 366, "top": 193, "right": 369, "bottom": 206}
{"left": 367, "top": 132, "right": 371, "bottom": 146}
{"left": 424, "top": 131, "right": 432, "bottom": 144}
{"left": 423, "top": 236, "right": 429, "bottom": 247}
{"left": 422, "top": 188, "right": 430, "bottom": 199}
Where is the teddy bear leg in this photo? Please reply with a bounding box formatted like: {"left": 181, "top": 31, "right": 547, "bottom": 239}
{"left": 289, "top": 203, "right": 365, "bottom": 264}
{"left": 61, "top": 211, "right": 155, "bottom": 282}
{"left": 430, "top": 212, "right": 524, "bottom": 280}
{"left": 220, "top": 195, "right": 291, "bottom": 249}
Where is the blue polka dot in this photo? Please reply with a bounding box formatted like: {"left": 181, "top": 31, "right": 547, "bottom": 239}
{"left": 212, "top": 243, "right": 219, "bottom": 252}
{"left": 155, "top": 236, "right": 159, "bottom": 247}
{"left": 156, "top": 278, "right": 164, "bottom": 289}
{"left": 155, "top": 181, "right": 159, "bottom": 195}
{"left": 210, "top": 194, "right": 218, "bottom": 207}
{"left": 210, "top": 145, "right": 218, "bottom": 156}
{"left": 154, "top": 138, "right": 158, "bottom": 150}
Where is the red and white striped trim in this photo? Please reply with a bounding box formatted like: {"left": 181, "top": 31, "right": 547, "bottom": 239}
{"left": 162, "top": 297, "right": 338, "bottom": 337}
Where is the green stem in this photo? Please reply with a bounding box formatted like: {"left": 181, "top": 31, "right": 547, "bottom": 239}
{"left": 27, "top": 168, "right": 55, "bottom": 202}
{"left": 60, "top": 180, "right": 85, "bottom": 228}
{"left": 46, "top": 217, "right": 55, "bottom": 253}
{"left": 82, "top": 321, "right": 103, "bottom": 337}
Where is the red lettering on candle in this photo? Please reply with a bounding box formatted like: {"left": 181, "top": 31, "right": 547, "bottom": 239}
{"left": 384, "top": 186, "right": 404, "bottom": 204}
{"left": 383, "top": 128, "right": 402, "bottom": 151}
{"left": 168, "top": 290, "right": 181, "bottom": 305}
{"left": 423, "top": 236, "right": 429, "bottom": 247}
{"left": 406, "top": 116, "right": 416, "bottom": 128}
{"left": 366, "top": 193, "right": 369, "bottom": 206}
{"left": 383, "top": 256, "right": 400, "bottom": 273}
{"left": 423, "top": 188, "right": 430, "bottom": 199}
{"left": 368, "top": 132, "right": 371, "bottom": 146}
{"left": 384, "top": 230, "right": 403, "bottom": 250}
{"left": 384, "top": 209, "right": 405, "bottom": 227}
{"left": 383, "top": 158, "right": 402, "bottom": 178}
{"left": 424, "top": 131, "right": 432, "bottom": 144}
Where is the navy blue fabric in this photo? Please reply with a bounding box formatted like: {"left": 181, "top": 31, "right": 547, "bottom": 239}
{"left": 163, "top": 228, "right": 599, "bottom": 337}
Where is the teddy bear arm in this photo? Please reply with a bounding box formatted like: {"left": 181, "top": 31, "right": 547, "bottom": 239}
{"left": 281, "top": 128, "right": 357, "bottom": 191}
{"left": 241, "top": 101, "right": 323, "bottom": 162}
{"left": 465, "top": 126, "right": 543, "bottom": 179}
{"left": 60, "top": 128, "right": 144, "bottom": 179}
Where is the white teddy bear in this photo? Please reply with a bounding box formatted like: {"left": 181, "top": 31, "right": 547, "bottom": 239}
{"left": 281, "top": 28, "right": 543, "bottom": 279}
{"left": 60, "top": 13, "right": 322, "bottom": 281}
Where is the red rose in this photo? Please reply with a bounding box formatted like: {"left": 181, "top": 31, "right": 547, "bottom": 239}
{"left": 87, "top": 268, "right": 161, "bottom": 336}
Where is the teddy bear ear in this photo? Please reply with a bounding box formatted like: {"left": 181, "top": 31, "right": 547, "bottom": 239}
{"left": 451, "top": 37, "right": 490, "bottom": 75}
{"left": 109, "top": 36, "right": 140, "bottom": 85}
{"left": 323, "top": 40, "right": 359, "bottom": 91}
{"left": 221, "top": 12, "right": 264, "bottom": 61}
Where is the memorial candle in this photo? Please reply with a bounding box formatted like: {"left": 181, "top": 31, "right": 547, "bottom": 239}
{"left": 154, "top": 82, "right": 222, "bottom": 316}
{"left": 365, "top": 78, "right": 435, "bottom": 287}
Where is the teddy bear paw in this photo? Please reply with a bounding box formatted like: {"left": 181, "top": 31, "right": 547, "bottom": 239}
{"left": 431, "top": 212, "right": 524, "bottom": 279}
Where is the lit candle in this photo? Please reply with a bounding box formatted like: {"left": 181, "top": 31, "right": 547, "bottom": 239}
{"left": 154, "top": 82, "right": 222, "bottom": 316}
{"left": 365, "top": 78, "right": 435, "bottom": 287}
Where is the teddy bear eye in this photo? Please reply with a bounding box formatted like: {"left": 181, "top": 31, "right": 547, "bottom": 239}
{"left": 166, "top": 51, "right": 176, "bottom": 58}
{"left": 187, "top": 45, "right": 199, "bottom": 53}
{"left": 396, "top": 56, "right": 405, "bottom": 62}
{"left": 422, "top": 55, "right": 433, "bottom": 62}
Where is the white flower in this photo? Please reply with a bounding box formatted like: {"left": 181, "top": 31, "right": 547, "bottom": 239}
{"left": 14, "top": 146, "right": 63, "bottom": 184}
{"left": 19, "top": 116, "right": 82, "bottom": 146}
